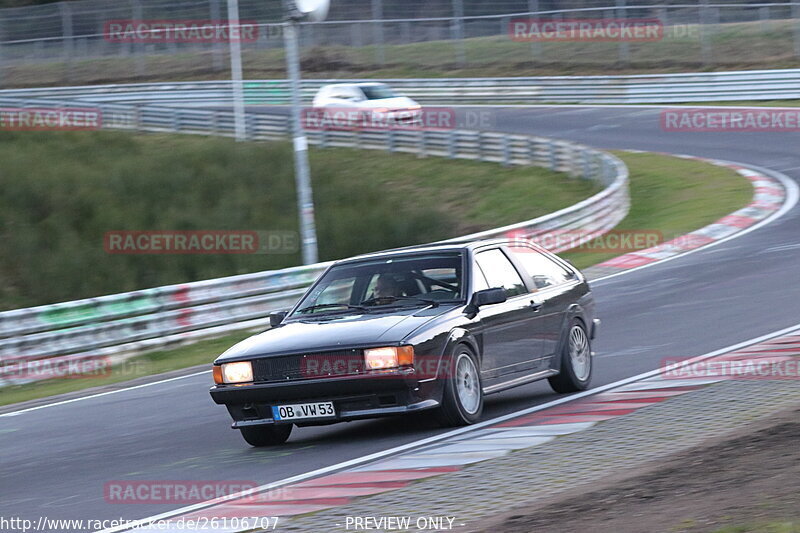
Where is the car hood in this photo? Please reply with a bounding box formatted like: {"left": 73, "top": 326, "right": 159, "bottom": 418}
{"left": 216, "top": 306, "right": 452, "bottom": 362}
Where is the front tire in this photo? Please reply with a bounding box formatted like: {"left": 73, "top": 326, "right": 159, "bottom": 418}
{"left": 239, "top": 424, "right": 292, "bottom": 447}
{"left": 548, "top": 319, "right": 592, "bottom": 393}
{"left": 435, "top": 345, "right": 484, "bottom": 427}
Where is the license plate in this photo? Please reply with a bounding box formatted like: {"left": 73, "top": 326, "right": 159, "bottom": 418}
{"left": 272, "top": 401, "right": 335, "bottom": 421}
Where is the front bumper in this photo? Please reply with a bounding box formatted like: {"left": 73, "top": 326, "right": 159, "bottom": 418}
{"left": 232, "top": 399, "right": 439, "bottom": 429}
{"left": 210, "top": 368, "right": 441, "bottom": 428}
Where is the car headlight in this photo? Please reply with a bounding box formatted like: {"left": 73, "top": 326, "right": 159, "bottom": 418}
{"left": 364, "top": 346, "right": 414, "bottom": 370}
{"left": 216, "top": 361, "right": 253, "bottom": 384}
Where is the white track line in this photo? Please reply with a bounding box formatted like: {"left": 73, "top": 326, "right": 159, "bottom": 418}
{"left": 97, "top": 320, "right": 800, "bottom": 532}
{"left": 0, "top": 370, "right": 209, "bottom": 418}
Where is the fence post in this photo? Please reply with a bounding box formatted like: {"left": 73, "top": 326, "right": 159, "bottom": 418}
{"left": 387, "top": 129, "right": 394, "bottom": 152}
{"left": 657, "top": 6, "right": 668, "bottom": 29}
{"left": 60, "top": 3, "right": 74, "bottom": 83}
{"left": 0, "top": 16, "right": 5, "bottom": 88}
{"left": 758, "top": 6, "right": 770, "bottom": 35}
{"left": 401, "top": 21, "right": 411, "bottom": 44}
{"left": 448, "top": 130, "right": 457, "bottom": 158}
{"left": 527, "top": 137, "right": 536, "bottom": 165}
{"left": 245, "top": 113, "right": 255, "bottom": 140}
{"left": 172, "top": 109, "right": 181, "bottom": 132}
{"left": 418, "top": 129, "right": 427, "bottom": 157}
{"left": 371, "top": 0, "right": 385, "bottom": 66}
{"left": 699, "top": 0, "right": 712, "bottom": 65}
{"left": 616, "top": 0, "right": 630, "bottom": 65}
{"left": 131, "top": 0, "right": 146, "bottom": 77}
{"left": 527, "top": 0, "right": 541, "bottom": 59}
{"left": 548, "top": 139, "right": 557, "bottom": 171}
{"left": 451, "top": 0, "right": 466, "bottom": 67}
{"left": 133, "top": 105, "right": 142, "bottom": 130}
{"left": 211, "top": 110, "right": 219, "bottom": 136}
{"left": 502, "top": 135, "right": 511, "bottom": 167}
{"left": 209, "top": 0, "right": 225, "bottom": 71}
{"left": 581, "top": 148, "right": 590, "bottom": 178}
{"left": 794, "top": 3, "right": 800, "bottom": 58}
{"left": 351, "top": 22, "right": 363, "bottom": 47}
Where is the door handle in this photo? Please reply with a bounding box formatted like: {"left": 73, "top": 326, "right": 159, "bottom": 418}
{"left": 529, "top": 301, "right": 542, "bottom": 312}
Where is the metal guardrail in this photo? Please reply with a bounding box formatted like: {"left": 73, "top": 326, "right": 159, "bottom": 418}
{"left": 0, "top": 95, "right": 629, "bottom": 387}
{"left": 3, "top": 68, "right": 800, "bottom": 105}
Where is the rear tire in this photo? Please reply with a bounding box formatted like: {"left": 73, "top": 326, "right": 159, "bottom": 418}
{"left": 435, "top": 345, "right": 484, "bottom": 427}
{"left": 548, "top": 319, "right": 592, "bottom": 393}
{"left": 239, "top": 424, "right": 292, "bottom": 447}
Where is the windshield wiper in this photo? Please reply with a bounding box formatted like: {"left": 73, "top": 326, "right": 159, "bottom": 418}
{"left": 295, "top": 303, "right": 367, "bottom": 315}
{"left": 360, "top": 295, "right": 439, "bottom": 308}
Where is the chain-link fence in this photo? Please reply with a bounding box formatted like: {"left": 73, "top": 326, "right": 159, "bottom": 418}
{"left": 1, "top": 1, "right": 799, "bottom": 87}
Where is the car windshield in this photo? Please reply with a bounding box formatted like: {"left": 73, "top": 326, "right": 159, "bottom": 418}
{"left": 359, "top": 84, "right": 396, "bottom": 100}
{"left": 290, "top": 253, "right": 464, "bottom": 317}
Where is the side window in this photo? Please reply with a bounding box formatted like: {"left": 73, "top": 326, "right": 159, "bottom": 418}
{"left": 474, "top": 249, "right": 527, "bottom": 297}
{"left": 471, "top": 260, "right": 490, "bottom": 292}
{"left": 509, "top": 245, "right": 574, "bottom": 290}
{"left": 313, "top": 277, "right": 356, "bottom": 306}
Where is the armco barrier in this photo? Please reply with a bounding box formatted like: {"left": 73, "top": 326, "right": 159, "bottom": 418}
{"left": 3, "top": 68, "right": 800, "bottom": 105}
{"left": 0, "top": 96, "right": 628, "bottom": 387}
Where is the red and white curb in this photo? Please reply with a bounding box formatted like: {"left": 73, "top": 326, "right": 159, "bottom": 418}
{"left": 106, "top": 327, "right": 800, "bottom": 532}
{"left": 593, "top": 154, "right": 787, "bottom": 273}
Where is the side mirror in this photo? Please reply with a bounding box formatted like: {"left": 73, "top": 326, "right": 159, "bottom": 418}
{"left": 269, "top": 310, "right": 288, "bottom": 328}
{"left": 474, "top": 287, "right": 507, "bottom": 306}
{"left": 465, "top": 287, "right": 507, "bottom": 317}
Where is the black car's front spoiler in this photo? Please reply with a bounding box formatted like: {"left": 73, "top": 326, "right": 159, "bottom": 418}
{"left": 209, "top": 367, "right": 419, "bottom": 405}
{"left": 210, "top": 367, "right": 443, "bottom": 428}
{"left": 231, "top": 399, "right": 440, "bottom": 428}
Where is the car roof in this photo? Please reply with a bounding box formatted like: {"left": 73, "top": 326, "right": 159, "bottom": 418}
{"left": 333, "top": 238, "right": 535, "bottom": 265}
{"left": 320, "top": 82, "right": 386, "bottom": 89}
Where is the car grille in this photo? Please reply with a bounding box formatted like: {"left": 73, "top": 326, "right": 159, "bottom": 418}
{"left": 252, "top": 349, "right": 365, "bottom": 382}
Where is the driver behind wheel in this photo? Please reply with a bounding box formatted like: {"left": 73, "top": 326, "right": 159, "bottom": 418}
{"left": 374, "top": 273, "right": 403, "bottom": 298}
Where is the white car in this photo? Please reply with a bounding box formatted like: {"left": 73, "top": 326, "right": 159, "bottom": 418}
{"left": 311, "top": 83, "right": 422, "bottom": 129}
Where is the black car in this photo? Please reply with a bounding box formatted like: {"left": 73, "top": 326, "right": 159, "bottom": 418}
{"left": 210, "top": 239, "right": 598, "bottom": 446}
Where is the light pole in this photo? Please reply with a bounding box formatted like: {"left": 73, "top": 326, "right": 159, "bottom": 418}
{"left": 226, "top": 0, "right": 246, "bottom": 141}
{"left": 283, "top": 0, "right": 328, "bottom": 265}
{"left": 283, "top": 18, "right": 318, "bottom": 264}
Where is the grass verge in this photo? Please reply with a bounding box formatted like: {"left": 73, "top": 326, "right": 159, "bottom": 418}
{"left": 561, "top": 151, "right": 754, "bottom": 269}
{"left": 0, "top": 131, "right": 597, "bottom": 310}
{"left": 0, "top": 151, "right": 756, "bottom": 408}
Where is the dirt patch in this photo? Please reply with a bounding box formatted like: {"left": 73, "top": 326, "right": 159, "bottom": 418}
{"left": 478, "top": 406, "right": 800, "bottom": 533}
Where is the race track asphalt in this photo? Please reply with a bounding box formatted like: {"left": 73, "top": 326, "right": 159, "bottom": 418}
{"left": 2, "top": 106, "right": 799, "bottom": 526}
